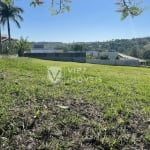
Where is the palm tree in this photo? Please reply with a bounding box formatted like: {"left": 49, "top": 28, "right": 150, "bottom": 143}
{"left": 0, "top": 1, "right": 23, "bottom": 45}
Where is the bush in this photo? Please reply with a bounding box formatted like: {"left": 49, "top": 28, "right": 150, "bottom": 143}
{"left": 116, "top": 55, "right": 120, "bottom": 60}
{"left": 15, "top": 37, "right": 30, "bottom": 56}
{"left": 86, "top": 54, "right": 94, "bottom": 59}
{"left": 71, "top": 44, "right": 85, "bottom": 52}
{"left": 100, "top": 55, "right": 109, "bottom": 60}
{"left": 1, "top": 41, "right": 17, "bottom": 54}
{"left": 143, "top": 51, "right": 150, "bottom": 59}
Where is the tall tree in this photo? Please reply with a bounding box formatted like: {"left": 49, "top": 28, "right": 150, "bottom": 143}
{"left": 0, "top": 1, "right": 23, "bottom": 45}
{"left": 0, "top": 1, "right": 14, "bottom": 52}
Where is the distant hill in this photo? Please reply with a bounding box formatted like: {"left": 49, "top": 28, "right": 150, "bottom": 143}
{"left": 30, "top": 42, "right": 66, "bottom": 50}
{"left": 81, "top": 37, "right": 150, "bottom": 59}
{"left": 30, "top": 37, "right": 150, "bottom": 59}
{"left": 86, "top": 37, "right": 150, "bottom": 59}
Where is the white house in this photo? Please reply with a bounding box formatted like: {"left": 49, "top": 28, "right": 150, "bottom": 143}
{"left": 86, "top": 51, "right": 119, "bottom": 59}
{"left": 1, "top": 35, "right": 17, "bottom": 43}
{"left": 30, "top": 44, "right": 63, "bottom": 53}
{"left": 86, "top": 51, "right": 146, "bottom": 66}
{"left": 86, "top": 51, "right": 145, "bottom": 61}
{"left": 86, "top": 50, "right": 99, "bottom": 57}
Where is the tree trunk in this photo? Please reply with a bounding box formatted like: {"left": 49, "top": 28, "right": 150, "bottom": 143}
{"left": 7, "top": 18, "right": 11, "bottom": 46}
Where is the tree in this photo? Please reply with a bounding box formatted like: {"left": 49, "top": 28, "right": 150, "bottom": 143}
{"left": 3, "top": 0, "right": 144, "bottom": 18}
{"left": 30, "top": 0, "right": 144, "bottom": 18}
{"left": 116, "top": 0, "right": 143, "bottom": 19}
{"left": 15, "top": 37, "right": 30, "bottom": 56}
{"left": 30, "top": 0, "right": 71, "bottom": 15}
{"left": 0, "top": 0, "right": 11, "bottom": 52}
{"left": 0, "top": 1, "right": 23, "bottom": 45}
{"left": 143, "top": 51, "right": 150, "bottom": 59}
{"left": 71, "top": 44, "right": 85, "bottom": 52}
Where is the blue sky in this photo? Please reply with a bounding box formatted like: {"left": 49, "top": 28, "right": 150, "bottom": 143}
{"left": 2, "top": 0, "right": 150, "bottom": 42}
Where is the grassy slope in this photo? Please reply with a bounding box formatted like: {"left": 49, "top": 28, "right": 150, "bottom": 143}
{"left": 0, "top": 58, "right": 150, "bottom": 149}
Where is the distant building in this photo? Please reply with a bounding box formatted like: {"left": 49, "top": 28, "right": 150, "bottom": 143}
{"left": 87, "top": 51, "right": 145, "bottom": 61}
{"left": 99, "top": 52, "right": 118, "bottom": 60}
{"left": 86, "top": 51, "right": 146, "bottom": 66}
{"left": 86, "top": 50, "right": 99, "bottom": 57}
{"left": 1, "top": 35, "right": 17, "bottom": 43}
{"left": 30, "top": 44, "right": 63, "bottom": 53}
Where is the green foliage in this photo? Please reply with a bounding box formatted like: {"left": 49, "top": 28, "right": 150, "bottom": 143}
{"left": 0, "top": 39, "right": 30, "bottom": 55}
{"left": 116, "top": 0, "right": 143, "bottom": 19}
{"left": 129, "top": 6, "right": 143, "bottom": 16}
{"left": 30, "top": 37, "right": 150, "bottom": 59}
{"left": 30, "top": 0, "right": 44, "bottom": 7}
{"left": 119, "top": 6, "right": 143, "bottom": 20}
{"left": 87, "top": 37, "right": 150, "bottom": 58}
{"left": 86, "top": 54, "right": 94, "bottom": 59}
{"left": 31, "top": 0, "right": 144, "bottom": 18}
{"left": 1, "top": 0, "right": 145, "bottom": 19}
{"left": 0, "top": 1, "right": 24, "bottom": 27}
{"left": 30, "top": 0, "right": 71, "bottom": 15}
{"left": 1, "top": 41, "right": 17, "bottom": 54}
{"left": 116, "top": 55, "right": 120, "bottom": 59}
{"left": 143, "top": 43, "right": 150, "bottom": 51}
{"left": 100, "top": 55, "right": 109, "bottom": 60}
{"left": 36, "top": 0, "right": 145, "bottom": 18}
{"left": 1, "top": 0, "right": 12, "bottom": 5}
{"left": 0, "top": 1, "right": 24, "bottom": 45}
{"left": 71, "top": 44, "right": 85, "bottom": 52}
{"left": 143, "top": 50, "right": 150, "bottom": 59}
{"left": 15, "top": 37, "right": 30, "bottom": 56}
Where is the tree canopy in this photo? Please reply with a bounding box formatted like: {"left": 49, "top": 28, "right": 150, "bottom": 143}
{"left": 0, "top": 1, "right": 24, "bottom": 44}
{"left": 2, "top": 0, "right": 144, "bottom": 19}
{"left": 116, "top": 0, "right": 143, "bottom": 19}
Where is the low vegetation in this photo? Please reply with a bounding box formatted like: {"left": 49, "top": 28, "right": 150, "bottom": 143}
{"left": 0, "top": 58, "right": 150, "bottom": 149}
{"left": 0, "top": 37, "right": 30, "bottom": 55}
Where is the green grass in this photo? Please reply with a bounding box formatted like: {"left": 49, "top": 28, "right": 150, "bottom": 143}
{"left": 0, "top": 57, "right": 150, "bottom": 149}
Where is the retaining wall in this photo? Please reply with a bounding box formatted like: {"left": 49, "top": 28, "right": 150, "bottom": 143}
{"left": 86, "top": 59, "right": 140, "bottom": 66}
{"left": 24, "top": 52, "right": 86, "bottom": 63}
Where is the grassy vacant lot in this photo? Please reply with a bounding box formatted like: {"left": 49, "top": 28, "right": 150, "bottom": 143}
{"left": 0, "top": 58, "right": 150, "bottom": 149}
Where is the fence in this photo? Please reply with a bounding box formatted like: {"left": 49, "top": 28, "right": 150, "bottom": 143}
{"left": 86, "top": 59, "right": 140, "bottom": 66}
{"left": 23, "top": 52, "right": 86, "bottom": 63}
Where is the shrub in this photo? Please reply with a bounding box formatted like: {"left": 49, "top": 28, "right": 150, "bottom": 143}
{"left": 86, "top": 54, "right": 94, "bottom": 59}
{"left": 15, "top": 37, "right": 30, "bottom": 56}
{"left": 100, "top": 55, "right": 109, "bottom": 60}
{"left": 1, "top": 41, "right": 17, "bottom": 54}
{"left": 116, "top": 55, "right": 120, "bottom": 60}
{"left": 143, "top": 50, "right": 150, "bottom": 59}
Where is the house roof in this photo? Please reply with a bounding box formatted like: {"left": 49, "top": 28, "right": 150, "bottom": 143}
{"left": 1, "top": 35, "right": 17, "bottom": 42}
{"left": 118, "top": 53, "right": 146, "bottom": 62}
{"left": 87, "top": 51, "right": 146, "bottom": 62}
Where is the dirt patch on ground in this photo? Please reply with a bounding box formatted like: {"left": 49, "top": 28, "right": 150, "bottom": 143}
{"left": 0, "top": 98, "right": 150, "bottom": 149}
